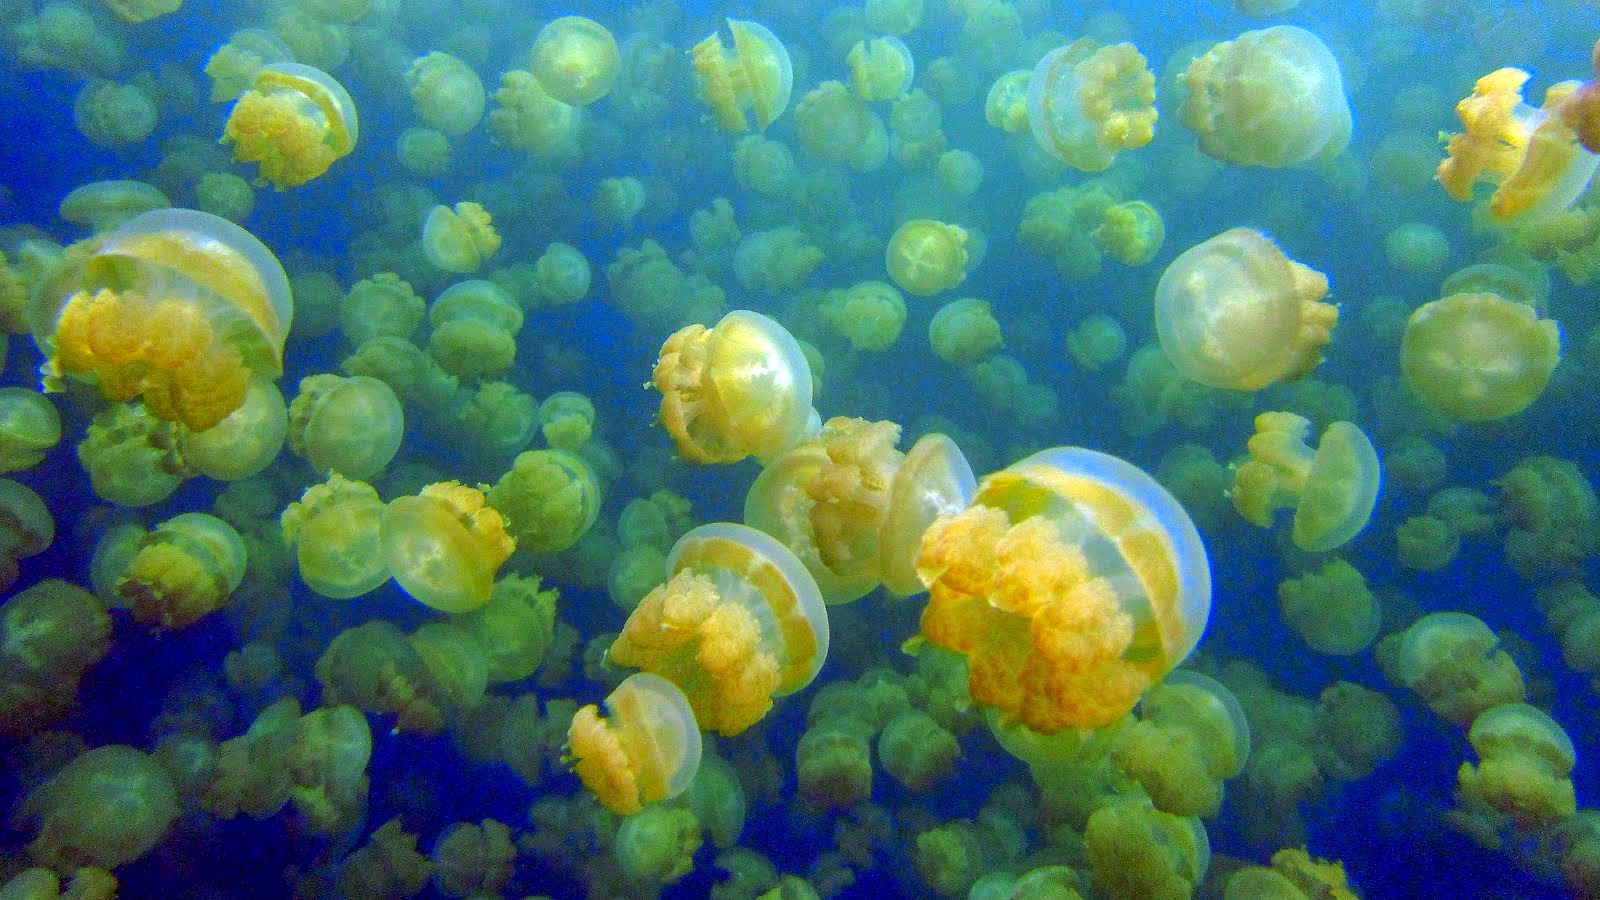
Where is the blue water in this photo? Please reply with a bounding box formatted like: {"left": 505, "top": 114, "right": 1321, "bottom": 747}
{"left": 2, "top": 0, "right": 1599, "bottom": 897}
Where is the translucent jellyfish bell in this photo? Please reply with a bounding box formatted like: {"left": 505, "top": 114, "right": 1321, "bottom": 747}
{"left": 568, "top": 671, "right": 703, "bottom": 815}
{"left": 1027, "top": 42, "right": 1157, "bottom": 172}
{"left": 917, "top": 446, "right": 1211, "bottom": 733}
{"left": 878, "top": 433, "right": 977, "bottom": 597}
{"left": 690, "top": 18, "right": 793, "bottom": 132}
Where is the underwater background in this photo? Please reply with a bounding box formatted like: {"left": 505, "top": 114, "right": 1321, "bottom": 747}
{"left": 1, "top": 0, "right": 1600, "bottom": 897}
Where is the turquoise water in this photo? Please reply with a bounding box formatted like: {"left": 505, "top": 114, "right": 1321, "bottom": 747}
{"left": 1, "top": 0, "right": 1599, "bottom": 897}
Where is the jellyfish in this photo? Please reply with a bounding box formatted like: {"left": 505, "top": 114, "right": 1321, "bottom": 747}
{"left": 567, "top": 671, "right": 703, "bottom": 815}
{"left": 878, "top": 433, "right": 977, "bottom": 598}
{"left": 690, "top": 18, "right": 793, "bottom": 132}
{"left": 0, "top": 387, "right": 60, "bottom": 473}
{"left": 539, "top": 391, "right": 596, "bottom": 451}
{"left": 76, "top": 403, "right": 185, "bottom": 507}
{"left": 116, "top": 511, "right": 246, "bottom": 628}
{"left": 58, "top": 180, "right": 169, "bottom": 233}
{"left": 1110, "top": 670, "right": 1251, "bottom": 817}
{"left": 652, "top": 309, "right": 816, "bottom": 465}
{"left": 222, "top": 63, "right": 358, "bottom": 189}
{"left": 1154, "top": 228, "right": 1337, "bottom": 391}
{"left": 173, "top": 374, "right": 286, "bottom": 481}
{"left": 422, "top": 202, "right": 501, "bottom": 274}
{"left": 1438, "top": 67, "right": 1600, "bottom": 224}
{"left": 928, "top": 297, "right": 1003, "bottom": 366}
{"left": 848, "top": 36, "right": 915, "bottom": 102}
{"left": 530, "top": 16, "right": 620, "bottom": 107}
{"left": 40, "top": 208, "right": 292, "bottom": 432}
{"left": 886, "top": 219, "right": 970, "bottom": 297}
{"left": 1231, "top": 412, "right": 1381, "bottom": 553}
{"left": 280, "top": 473, "right": 389, "bottom": 600}
{"left": 407, "top": 52, "right": 485, "bottom": 136}
{"left": 381, "top": 481, "right": 514, "bottom": 613}
{"left": 1277, "top": 557, "right": 1381, "bottom": 655}
{"left": 21, "top": 746, "right": 178, "bottom": 871}
{"left": 820, "top": 281, "right": 907, "bottom": 352}
{"left": 204, "top": 28, "right": 294, "bottom": 103}
{"left": 1456, "top": 702, "right": 1577, "bottom": 831}
{"left": 1026, "top": 41, "right": 1157, "bottom": 172}
{"left": 532, "top": 242, "right": 590, "bottom": 306}
{"left": 1084, "top": 798, "right": 1210, "bottom": 899}
{"left": 607, "top": 523, "right": 829, "bottom": 737}
{"left": 1179, "top": 25, "right": 1351, "bottom": 167}
{"left": 917, "top": 446, "right": 1211, "bottom": 733}
{"left": 1400, "top": 291, "right": 1561, "bottom": 422}
{"left": 73, "top": 79, "right": 157, "bottom": 148}
{"left": 487, "top": 70, "right": 579, "bottom": 155}
{"left": 427, "top": 279, "right": 522, "bottom": 379}
{"left": 287, "top": 374, "right": 404, "bottom": 480}
{"left": 0, "top": 579, "right": 111, "bottom": 736}
{"left": 1381, "top": 611, "right": 1526, "bottom": 726}
{"left": 485, "top": 448, "right": 601, "bottom": 553}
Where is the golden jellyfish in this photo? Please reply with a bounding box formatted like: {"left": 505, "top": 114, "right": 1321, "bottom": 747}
{"left": 116, "top": 512, "right": 247, "bottom": 629}
{"left": 58, "top": 179, "right": 169, "bottom": 233}
{"left": 1179, "top": 26, "right": 1351, "bottom": 168}
{"left": 652, "top": 309, "right": 816, "bottom": 465}
{"left": 608, "top": 522, "right": 829, "bottom": 737}
{"left": 173, "top": 375, "right": 286, "bottom": 481}
{"left": 567, "top": 671, "right": 702, "bottom": 815}
{"left": 287, "top": 374, "right": 404, "bottom": 480}
{"left": 917, "top": 446, "right": 1211, "bottom": 733}
{"left": 21, "top": 745, "right": 178, "bottom": 872}
{"left": 1231, "top": 412, "right": 1381, "bottom": 553}
{"left": 530, "top": 16, "right": 620, "bottom": 107}
{"left": 690, "top": 18, "right": 793, "bottom": 132}
{"left": 886, "top": 219, "right": 970, "bottom": 297}
{"left": 222, "top": 62, "right": 358, "bottom": 190}
{"left": 1457, "top": 702, "right": 1577, "bottom": 831}
{"left": 280, "top": 473, "right": 389, "bottom": 600}
{"left": 1400, "top": 292, "right": 1560, "bottom": 422}
{"left": 1385, "top": 611, "right": 1527, "bottom": 726}
{"left": 381, "top": 481, "right": 514, "bottom": 614}
{"left": 1438, "top": 68, "right": 1599, "bottom": 224}
{"left": 848, "top": 36, "right": 915, "bottom": 102}
{"left": 1111, "top": 669, "right": 1251, "bottom": 818}
{"left": 879, "top": 433, "right": 977, "bottom": 598}
{"left": 39, "top": 208, "right": 292, "bottom": 432}
{"left": 0, "top": 387, "right": 61, "bottom": 473}
{"left": 407, "top": 52, "right": 485, "bottom": 136}
{"left": 485, "top": 448, "right": 602, "bottom": 553}
{"left": 1154, "top": 228, "right": 1336, "bottom": 392}
{"left": 1026, "top": 42, "right": 1157, "bottom": 172}
{"left": 422, "top": 202, "right": 500, "bottom": 274}
{"left": 204, "top": 28, "right": 293, "bottom": 103}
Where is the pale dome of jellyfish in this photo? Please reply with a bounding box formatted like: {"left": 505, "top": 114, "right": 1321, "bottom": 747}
{"left": 2, "top": 4, "right": 1599, "bottom": 897}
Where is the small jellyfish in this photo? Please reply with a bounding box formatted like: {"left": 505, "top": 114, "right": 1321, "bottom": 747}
{"left": 0, "top": 387, "right": 61, "bottom": 473}
{"left": 0, "top": 479, "right": 53, "bottom": 593}
{"left": 222, "top": 63, "right": 358, "bottom": 189}
{"left": 21, "top": 746, "right": 178, "bottom": 871}
{"left": 57, "top": 180, "right": 169, "bottom": 233}
{"left": 407, "top": 51, "right": 485, "bottom": 136}
{"left": 287, "top": 374, "right": 404, "bottom": 480}
{"left": 652, "top": 309, "right": 816, "bottom": 465}
{"left": 173, "top": 375, "right": 287, "bottom": 481}
{"left": 485, "top": 448, "right": 601, "bottom": 553}
{"left": 116, "top": 512, "right": 247, "bottom": 629}
{"left": 280, "top": 473, "right": 389, "bottom": 600}
{"left": 1027, "top": 42, "right": 1157, "bottom": 172}
{"left": 530, "top": 16, "right": 620, "bottom": 106}
{"left": 1111, "top": 670, "right": 1251, "bottom": 817}
{"left": 42, "top": 208, "right": 293, "bottom": 431}
{"left": 1231, "top": 412, "right": 1381, "bottom": 552}
{"left": 608, "top": 523, "right": 830, "bottom": 736}
{"left": 1155, "top": 228, "right": 1336, "bottom": 391}
{"left": 567, "top": 671, "right": 702, "bottom": 815}
{"left": 886, "top": 219, "right": 970, "bottom": 297}
{"left": 848, "top": 36, "right": 915, "bottom": 102}
{"left": 381, "top": 481, "right": 515, "bottom": 613}
{"left": 1400, "top": 291, "right": 1560, "bottom": 422}
{"left": 422, "top": 202, "right": 500, "bottom": 274}
{"left": 1457, "top": 702, "right": 1577, "bottom": 831}
{"left": 690, "top": 18, "right": 793, "bottom": 132}
{"left": 878, "top": 433, "right": 976, "bottom": 597}
{"left": 427, "top": 279, "right": 522, "bottom": 379}
{"left": 1179, "top": 25, "right": 1351, "bottom": 168}
{"left": 204, "top": 29, "right": 294, "bottom": 103}
{"left": 917, "top": 446, "right": 1211, "bottom": 733}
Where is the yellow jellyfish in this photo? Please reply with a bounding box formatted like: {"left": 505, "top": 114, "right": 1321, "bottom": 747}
{"left": 530, "top": 16, "right": 620, "bottom": 107}
{"left": 607, "top": 522, "right": 829, "bottom": 736}
{"left": 1026, "top": 42, "right": 1157, "bottom": 172}
{"left": 879, "top": 433, "right": 977, "bottom": 598}
{"left": 1179, "top": 25, "right": 1351, "bottom": 168}
{"left": 848, "top": 36, "right": 916, "bottom": 102}
{"left": 22, "top": 745, "right": 178, "bottom": 872}
{"left": 381, "top": 481, "right": 515, "bottom": 613}
{"left": 1154, "top": 228, "right": 1336, "bottom": 391}
{"left": 886, "top": 219, "right": 970, "bottom": 297}
{"left": 40, "top": 208, "right": 292, "bottom": 432}
{"left": 407, "top": 52, "right": 485, "bottom": 136}
{"left": 917, "top": 446, "right": 1211, "bottom": 733}
{"left": 1111, "top": 669, "right": 1251, "bottom": 817}
{"left": 58, "top": 180, "right": 169, "bottom": 233}
{"left": 1400, "top": 292, "right": 1561, "bottom": 422}
{"left": 1231, "top": 412, "right": 1381, "bottom": 552}
{"left": 204, "top": 28, "right": 294, "bottom": 103}
{"left": 287, "top": 374, "right": 405, "bottom": 480}
{"left": 652, "top": 309, "right": 816, "bottom": 465}
{"left": 985, "top": 70, "right": 1033, "bottom": 134}
{"left": 422, "top": 202, "right": 501, "bottom": 274}
{"left": 0, "top": 387, "right": 61, "bottom": 473}
{"left": 485, "top": 448, "right": 601, "bottom": 553}
{"left": 690, "top": 18, "right": 793, "bottom": 132}
{"left": 1385, "top": 611, "right": 1526, "bottom": 726}
{"left": 0, "top": 479, "right": 51, "bottom": 594}
{"left": 1438, "top": 68, "right": 1600, "bottom": 223}
{"left": 281, "top": 473, "right": 389, "bottom": 600}
{"left": 567, "top": 671, "right": 702, "bottom": 815}
{"left": 1456, "top": 702, "right": 1577, "bottom": 831}
{"left": 222, "top": 62, "right": 358, "bottom": 190}
{"left": 173, "top": 374, "right": 286, "bottom": 482}
{"left": 116, "top": 512, "right": 247, "bottom": 629}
